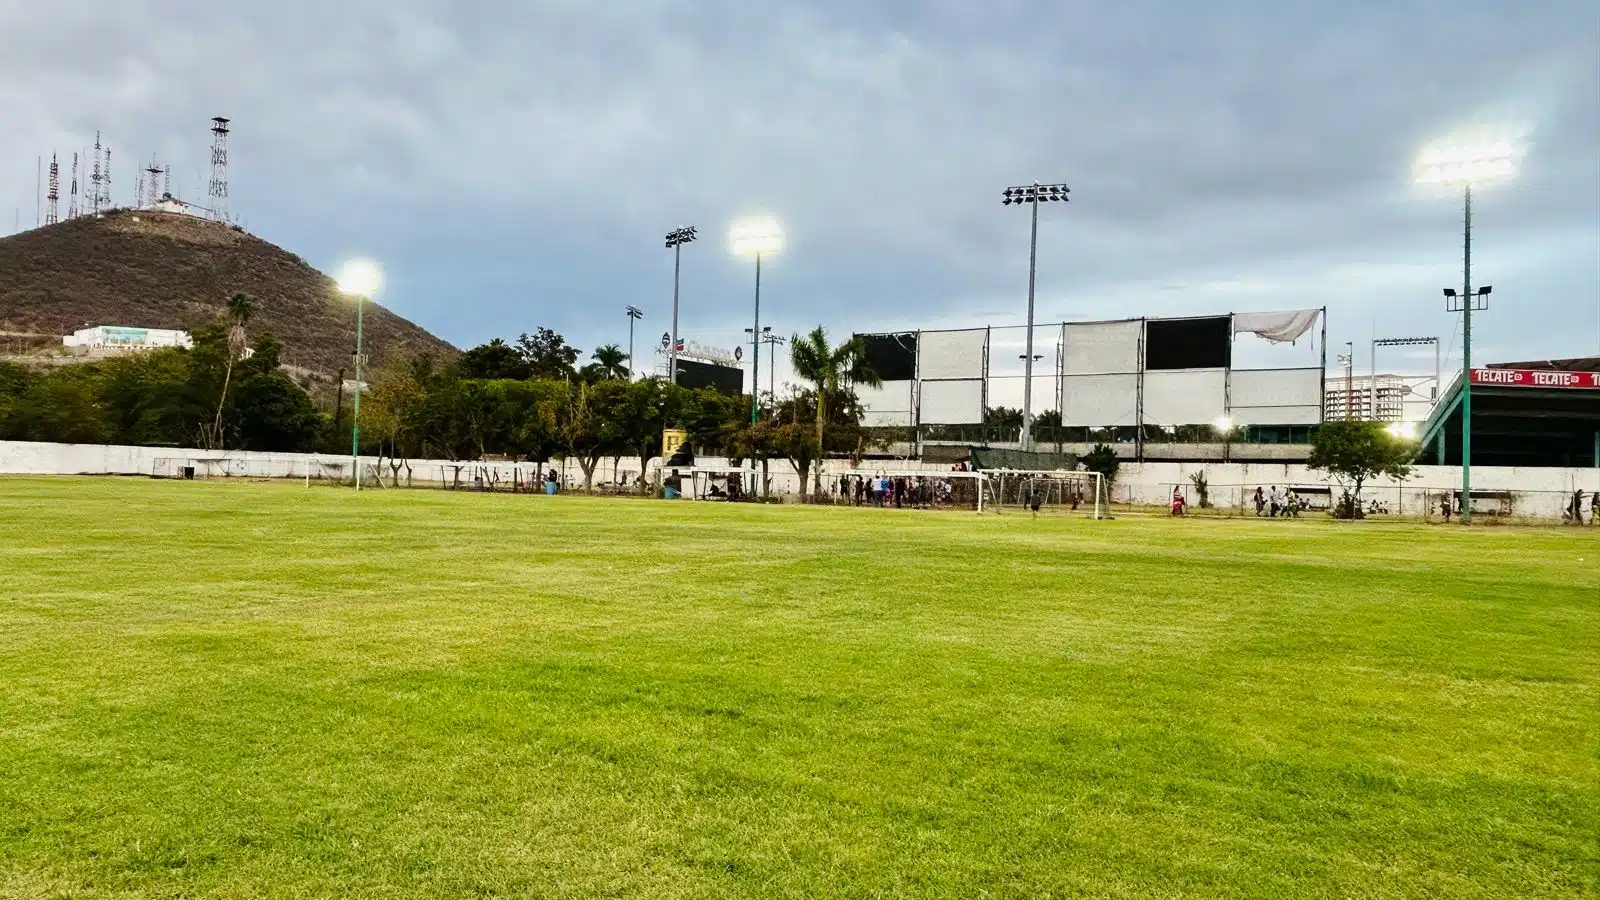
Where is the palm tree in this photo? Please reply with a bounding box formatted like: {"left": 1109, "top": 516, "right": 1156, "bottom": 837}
{"left": 209, "top": 293, "right": 255, "bottom": 447}
{"left": 591, "top": 344, "right": 629, "bottom": 381}
{"left": 789, "top": 326, "right": 880, "bottom": 495}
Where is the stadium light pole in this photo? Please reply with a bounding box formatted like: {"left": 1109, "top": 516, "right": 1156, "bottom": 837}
{"left": 1371, "top": 336, "right": 1441, "bottom": 413}
{"left": 731, "top": 218, "right": 783, "bottom": 424}
{"left": 1417, "top": 140, "right": 1513, "bottom": 524}
{"left": 1002, "top": 182, "right": 1069, "bottom": 451}
{"left": 337, "top": 260, "right": 382, "bottom": 491}
{"left": 625, "top": 306, "right": 643, "bottom": 380}
{"left": 664, "top": 226, "right": 697, "bottom": 384}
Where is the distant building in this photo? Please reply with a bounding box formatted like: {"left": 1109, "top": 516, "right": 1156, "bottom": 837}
{"left": 64, "top": 325, "right": 193, "bottom": 352}
{"left": 142, "top": 193, "right": 211, "bottom": 218}
{"left": 1324, "top": 373, "right": 1440, "bottom": 423}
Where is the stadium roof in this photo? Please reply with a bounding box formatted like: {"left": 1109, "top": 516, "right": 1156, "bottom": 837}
{"left": 1416, "top": 364, "right": 1600, "bottom": 467}
{"left": 1487, "top": 356, "right": 1600, "bottom": 373}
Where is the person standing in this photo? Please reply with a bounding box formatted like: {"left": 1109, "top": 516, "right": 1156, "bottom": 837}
{"left": 1253, "top": 486, "right": 1266, "bottom": 516}
{"left": 871, "top": 473, "right": 885, "bottom": 507}
{"left": 1268, "top": 485, "right": 1281, "bottom": 518}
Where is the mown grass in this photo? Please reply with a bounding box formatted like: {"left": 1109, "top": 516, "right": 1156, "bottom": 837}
{"left": 0, "top": 477, "right": 1595, "bottom": 899}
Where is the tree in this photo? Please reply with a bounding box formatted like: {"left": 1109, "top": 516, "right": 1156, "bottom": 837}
{"left": 459, "top": 338, "right": 532, "bottom": 380}
{"left": 1082, "top": 443, "right": 1120, "bottom": 490}
{"left": 8, "top": 367, "right": 109, "bottom": 444}
{"left": 590, "top": 344, "right": 629, "bottom": 381}
{"left": 788, "top": 327, "right": 880, "bottom": 496}
{"left": 1307, "top": 420, "right": 1413, "bottom": 518}
{"left": 559, "top": 380, "right": 629, "bottom": 490}
{"left": 516, "top": 327, "right": 581, "bottom": 381}
{"left": 985, "top": 406, "right": 1023, "bottom": 430}
{"left": 207, "top": 293, "right": 255, "bottom": 448}
{"left": 1032, "top": 408, "right": 1062, "bottom": 443}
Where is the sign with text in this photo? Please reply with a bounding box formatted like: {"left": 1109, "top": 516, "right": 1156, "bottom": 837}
{"left": 1470, "top": 368, "right": 1599, "bottom": 390}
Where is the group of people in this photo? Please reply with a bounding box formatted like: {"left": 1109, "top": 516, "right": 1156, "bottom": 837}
{"left": 1250, "top": 485, "right": 1304, "bottom": 518}
{"left": 834, "top": 472, "right": 955, "bottom": 508}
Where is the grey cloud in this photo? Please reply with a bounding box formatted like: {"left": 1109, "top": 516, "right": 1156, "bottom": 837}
{"left": 1, "top": 0, "right": 1595, "bottom": 386}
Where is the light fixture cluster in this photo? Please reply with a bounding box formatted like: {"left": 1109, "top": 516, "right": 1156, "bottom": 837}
{"left": 664, "top": 226, "right": 697, "bottom": 249}
{"left": 1002, "top": 183, "right": 1070, "bottom": 205}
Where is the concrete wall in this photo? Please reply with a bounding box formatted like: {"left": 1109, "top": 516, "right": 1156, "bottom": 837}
{"left": 2, "top": 440, "right": 1596, "bottom": 520}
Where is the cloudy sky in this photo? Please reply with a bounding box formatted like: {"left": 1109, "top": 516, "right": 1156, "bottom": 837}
{"left": 3, "top": 0, "right": 1596, "bottom": 400}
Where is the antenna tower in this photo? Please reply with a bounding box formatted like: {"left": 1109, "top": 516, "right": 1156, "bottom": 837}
{"left": 163, "top": 165, "right": 171, "bottom": 199}
{"left": 67, "top": 153, "right": 79, "bottom": 218}
{"left": 88, "top": 133, "right": 103, "bottom": 215}
{"left": 145, "top": 157, "right": 164, "bottom": 205}
{"left": 103, "top": 147, "right": 112, "bottom": 210}
{"left": 208, "top": 116, "right": 230, "bottom": 222}
{"left": 45, "top": 154, "right": 59, "bottom": 224}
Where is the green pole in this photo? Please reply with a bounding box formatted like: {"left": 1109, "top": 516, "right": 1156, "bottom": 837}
{"left": 1460, "top": 184, "right": 1472, "bottom": 523}
{"left": 351, "top": 294, "right": 364, "bottom": 490}
{"left": 750, "top": 252, "right": 761, "bottom": 425}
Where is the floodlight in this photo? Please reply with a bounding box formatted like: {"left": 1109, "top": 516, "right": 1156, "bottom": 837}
{"left": 1478, "top": 285, "right": 1491, "bottom": 296}
{"left": 730, "top": 218, "right": 783, "bottom": 255}
{"left": 337, "top": 259, "right": 382, "bottom": 296}
{"left": 1386, "top": 422, "right": 1418, "bottom": 441}
{"left": 1415, "top": 140, "right": 1518, "bottom": 185}
{"left": 1212, "top": 415, "right": 1234, "bottom": 433}
{"left": 1442, "top": 288, "right": 1458, "bottom": 298}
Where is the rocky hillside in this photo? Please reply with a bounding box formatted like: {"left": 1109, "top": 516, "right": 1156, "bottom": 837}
{"left": 0, "top": 211, "right": 455, "bottom": 375}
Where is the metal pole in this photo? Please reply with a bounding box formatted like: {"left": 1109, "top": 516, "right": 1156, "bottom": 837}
{"left": 351, "top": 295, "right": 364, "bottom": 491}
{"left": 627, "top": 313, "right": 635, "bottom": 381}
{"left": 1022, "top": 191, "right": 1040, "bottom": 451}
{"left": 751, "top": 252, "right": 761, "bottom": 424}
{"left": 1461, "top": 183, "right": 1473, "bottom": 523}
{"left": 768, "top": 337, "right": 776, "bottom": 402}
{"left": 1369, "top": 338, "right": 1377, "bottom": 420}
{"left": 670, "top": 243, "right": 681, "bottom": 385}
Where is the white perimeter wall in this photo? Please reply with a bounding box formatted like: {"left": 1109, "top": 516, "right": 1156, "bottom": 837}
{"left": 2, "top": 440, "right": 1595, "bottom": 520}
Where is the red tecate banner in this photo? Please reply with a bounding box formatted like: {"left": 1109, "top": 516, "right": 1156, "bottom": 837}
{"left": 1471, "top": 368, "right": 1600, "bottom": 389}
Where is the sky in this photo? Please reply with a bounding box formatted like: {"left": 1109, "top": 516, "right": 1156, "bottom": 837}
{"left": 3, "top": 0, "right": 1597, "bottom": 405}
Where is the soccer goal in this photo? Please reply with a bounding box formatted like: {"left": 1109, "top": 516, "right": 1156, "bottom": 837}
{"left": 986, "top": 470, "right": 1109, "bottom": 519}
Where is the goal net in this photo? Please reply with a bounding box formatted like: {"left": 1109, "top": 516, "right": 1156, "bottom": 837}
{"left": 985, "top": 470, "right": 1109, "bottom": 519}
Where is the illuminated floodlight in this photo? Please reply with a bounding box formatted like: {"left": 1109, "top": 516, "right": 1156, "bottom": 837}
{"left": 337, "top": 259, "right": 382, "bottom": 296}
{"left": 1386, "top": 421, "right": 1418, "bottom": 441}
{"left": 1212, "top": 415, "right": 1234, "bottom": 433}
{"left": 730, "top": 218, "right": 783, "bottom": 256}
{"left": 1415, "top": 140, "right": 1518, "bottom": 185}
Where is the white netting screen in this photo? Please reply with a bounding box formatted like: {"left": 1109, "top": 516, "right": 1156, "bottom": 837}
{"left": 858, "top": 380, "right": 915, "bottom": 427}
{"left": 916, "top": 328, "right": 988, "bottom": 380}
{"left": 1141, "top": 369, "right": 1226, "bottom": 425}
{"left": 919, "top": 379, "right": 984, "bottom": 424}
{"left": 1062, "top": 320, "right": 1142, "bottom": 375}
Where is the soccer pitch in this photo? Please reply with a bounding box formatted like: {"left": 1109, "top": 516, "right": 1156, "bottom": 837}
{"left": 0, "top": 479, "right": 1594, "bottom": 899}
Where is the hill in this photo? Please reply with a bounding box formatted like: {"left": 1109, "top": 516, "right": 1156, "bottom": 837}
{"left": 0, "top": 211, "right": 456, "bottom": 376}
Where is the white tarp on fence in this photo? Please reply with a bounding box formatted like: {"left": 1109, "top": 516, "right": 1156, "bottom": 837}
{"left": 857, "top": 380, "right": 915, "bottom": 427}
{"left": 1229, "top": 367, "right": 1323, "bottom": 425}
{"left": 1061, "top": 320, "right": 1142, "bottom": 375}
{"left": 1060, "top": 374, "right": 1139, "bottom": 426}
{"left": 1142, "top": 369, "right": 1227, "bottom": 424}
{"left": 918, "top": 379, "right": 984, "bottom": 424}
{"left": 916, "top": 328, "right": 987, "bottom": 380}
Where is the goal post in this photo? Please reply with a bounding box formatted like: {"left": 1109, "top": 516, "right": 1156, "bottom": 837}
{"left": 985, "top": 469, "right": 1109, "bottom": 519}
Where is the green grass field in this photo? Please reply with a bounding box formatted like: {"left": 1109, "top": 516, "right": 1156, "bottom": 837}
{"left": 0, "top": 478, "right": 1595, "bottom": 899}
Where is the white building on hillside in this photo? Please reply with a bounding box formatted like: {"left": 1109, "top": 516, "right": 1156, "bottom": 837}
{"left": 64, "top": 325, "right": 193, "bottom": 352}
